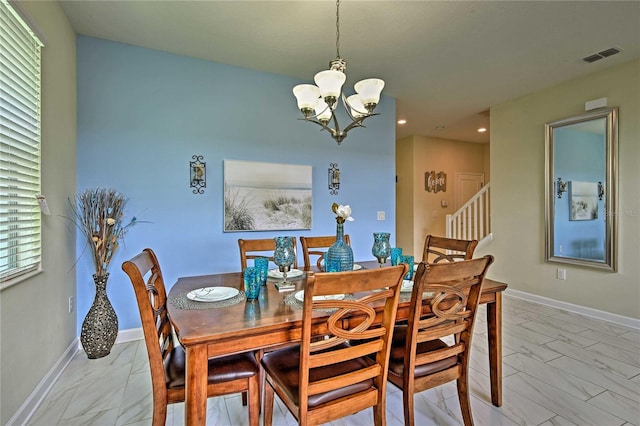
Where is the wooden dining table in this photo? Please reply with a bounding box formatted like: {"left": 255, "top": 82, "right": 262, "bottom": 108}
{"left": 167, "top": 260, "right": 508, "bottom": 425}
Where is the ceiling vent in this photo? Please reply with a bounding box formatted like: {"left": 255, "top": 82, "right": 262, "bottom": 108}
{"left": 582, "top": 47, "right": 622, "bottom": 63}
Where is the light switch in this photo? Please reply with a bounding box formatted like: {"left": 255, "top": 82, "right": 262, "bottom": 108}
{"left": 432, "top": 210, "right": 438, "bottom": 218}
{"left": 377, "top": 211, "right": 385, "bottom": 221}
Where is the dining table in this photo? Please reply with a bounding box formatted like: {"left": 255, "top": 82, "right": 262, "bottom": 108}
{"left": 167, "top": 260, "right": 508, "bottom": 425}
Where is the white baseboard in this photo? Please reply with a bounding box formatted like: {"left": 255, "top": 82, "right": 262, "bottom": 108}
{"left": 7, "top": 338, "right": 78, "bottom": 426}
{"left": 505, "top": 288, "right": 640, "bottom": 330}
{"left": 13, "top": 328, "right": 144, "bottom": 425}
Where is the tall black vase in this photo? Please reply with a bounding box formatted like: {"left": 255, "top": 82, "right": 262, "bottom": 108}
{"left": 80, "top": 273, "right": 118, "bottom": 359}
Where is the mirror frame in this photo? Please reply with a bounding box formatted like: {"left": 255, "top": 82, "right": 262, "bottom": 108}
{"left": 545, "top": 107, "right": 618, "bottom": 271}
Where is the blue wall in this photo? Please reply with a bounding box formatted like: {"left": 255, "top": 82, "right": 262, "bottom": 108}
{"left": 76, "top": 36, "right": 397, "bottom": 332}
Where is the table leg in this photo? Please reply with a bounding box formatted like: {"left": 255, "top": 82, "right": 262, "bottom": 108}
{"left": 185, "top": 345, "right": 208, "bottom": 425}
{"left": 487, "top": 292, "right": 503, "bottom": 406}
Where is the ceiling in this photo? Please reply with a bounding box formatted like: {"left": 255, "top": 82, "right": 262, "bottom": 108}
{"left": 58, "top": 1, "right": 640, "bottom": 144}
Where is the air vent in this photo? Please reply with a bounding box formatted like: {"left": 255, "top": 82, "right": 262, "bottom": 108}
{"left": 582, "top": 47, "right": 622, "bottom": 63}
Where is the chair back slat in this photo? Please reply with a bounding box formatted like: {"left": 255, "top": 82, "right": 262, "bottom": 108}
{"left": 415, "top": 344, "right": 465, "bottom": 366}
{"left": 422, "top": 235, "right": 478, "bottom": 263}
{"left": 238, "top": 237, "right": 298, "bottom": 270}
{"left": 300, "top": 235, "right": 351, "bottom": 271}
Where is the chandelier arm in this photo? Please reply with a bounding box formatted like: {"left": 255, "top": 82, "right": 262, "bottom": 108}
{"left": 297, "top": 117, "right": 338, "bottom": 136}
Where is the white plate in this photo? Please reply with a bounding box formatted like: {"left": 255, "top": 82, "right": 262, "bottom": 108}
{"left": 187, "top": 286, "right": 239, "bottom": 302}
{"left": 401, "top": 280, "right": 414, "bottom": 292}
{"left": 268, "top": 268, "right": 304, "bottom": 279}
{"left": 294, "top": 290, "right": 345, "bottom": 303}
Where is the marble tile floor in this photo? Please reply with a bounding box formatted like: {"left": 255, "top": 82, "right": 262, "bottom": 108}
{"left": 27, "top": 295, "right": 639, "bottom": 426}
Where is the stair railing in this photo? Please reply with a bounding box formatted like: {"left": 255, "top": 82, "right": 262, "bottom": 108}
{"left": 446, "top": 182, "right": 491, "bottom": 243}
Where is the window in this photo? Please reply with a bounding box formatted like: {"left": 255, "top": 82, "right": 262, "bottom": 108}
{"left": 0, "top": 0, "right": 44, "bottom": 285}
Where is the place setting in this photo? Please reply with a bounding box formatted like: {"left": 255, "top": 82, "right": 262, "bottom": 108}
{"left": 170, "top": 285, "right": 247, "bottom": 310}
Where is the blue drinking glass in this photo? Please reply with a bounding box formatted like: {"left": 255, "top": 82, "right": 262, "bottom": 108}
{"left": 243, "top": 267, "right": 260, "bottom": 300}
{"left": 391, "top": 247, "right": 403, "bottom": 266}
{"left": 254, "top": 257, "right": 269, "bottom": 286}
{"left": 400, "top": 255, "right": 414, "bottom": 280}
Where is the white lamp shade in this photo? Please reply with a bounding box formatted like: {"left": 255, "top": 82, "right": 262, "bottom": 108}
{"left": 293, "top": 84, "right": 320, "bottom": 110}
{"left": 315, "top": 98, "right": 332, "bottom": 121}
{"left": 354, "top": 78, "right": 385, "bottom": 105}
{"left": 346, "top": 95, "right": 367, "bottom": 118}
{"left": 314, "top": 70, "right": 346, "bottom": 99}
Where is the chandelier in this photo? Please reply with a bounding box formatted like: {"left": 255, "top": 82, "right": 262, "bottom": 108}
{"left": 292, "top": 0, "right": 385, "bottom": 145}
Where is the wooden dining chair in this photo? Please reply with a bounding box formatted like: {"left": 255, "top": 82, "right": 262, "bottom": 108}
{"left": 299, "top": 234, "right": 351, "bottom": 271}
{"left": 261, "top": 264, "right": 408, "bottom": 426}
{"left": 121, "top": 248, "right": 260, "bottom": 426}
{"left": 387, "top": 255, "right": 494, "bottom": 426}
{"left": 238, "top": 237, "right": 299, "bottom": 270}
{"left": 421, "top": 234, "right": 478, "bottom": 263}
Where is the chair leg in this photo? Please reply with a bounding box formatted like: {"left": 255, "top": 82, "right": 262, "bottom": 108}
{"left": 403, "top": 389, "right": 415, "bottom": 426}
{"left": 457, "top": 378, "right": 474, "bottom": 426}
{"left": 263, "top": 378, "right": 275, "bottom": 426}
{"left": 248, "top": 374, "right": 260, "bottom": 426}
{"left": 373, "top": 398, "right": 385, "bottom": 426}
{"left": 151, "top": 399, "right": 168, "bottom": 426}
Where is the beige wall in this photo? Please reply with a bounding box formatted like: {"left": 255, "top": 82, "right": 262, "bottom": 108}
{"left": 395, "top": 136, "right": 415, "bottom": 254}
{"left": 478, "top": 59, "right": 639, "bottom": 319}
{"left": 0, "top": 1, "right": 77, "bottom": 423}
{"left": 396, "top": 135, "right": 487, "bottom": 258}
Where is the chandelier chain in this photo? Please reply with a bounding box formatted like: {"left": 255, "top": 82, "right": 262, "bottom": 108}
{"left": 335, "top": 0, "right": 341, "bottom": 59}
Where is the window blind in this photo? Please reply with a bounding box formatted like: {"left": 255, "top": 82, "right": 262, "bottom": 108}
{"left": 0, "top": 0, "right": 44, "bottom": 284}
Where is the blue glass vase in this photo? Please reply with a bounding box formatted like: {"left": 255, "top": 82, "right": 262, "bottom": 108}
{"left": 372, "top": 232, "right": 391, "bottom": 267}
{"left": 327, "top": 222, "right": 353, "bottom": 272}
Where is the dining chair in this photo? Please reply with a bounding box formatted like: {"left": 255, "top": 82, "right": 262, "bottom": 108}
{"left": 299, "top": 234, "right": 351, "bottom": 271}
{"left": 421, "top": 234, "right": 478, "bottom": 263}
{"left": 261, "top": 264, "right": 408, "bottom": 426}
{"left": 238, "top": 237, "right": 299, "bottom": 270}
{"left": 121, "top": 248, "right": 260, "bottom": 426}
{"left": 387, "top": 255, "right": 494, "bottom": 426}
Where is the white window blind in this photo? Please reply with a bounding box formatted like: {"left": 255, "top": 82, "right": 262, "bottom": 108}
{"left": 0, "top": 0, "right": 44, "bottom": 284}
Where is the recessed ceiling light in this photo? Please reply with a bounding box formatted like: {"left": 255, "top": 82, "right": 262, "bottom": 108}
{"left": 478, "top": 127, "right": 487, "bottom": 133}
{"left": 397, "top": 119, "right": 407, "bottom": 125}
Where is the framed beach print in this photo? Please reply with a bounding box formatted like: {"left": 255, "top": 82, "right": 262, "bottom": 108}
{"left": 224, "top": 160, "right": 312, "bottom": 232}
{"left": 569, "top": 181, "right": 598, "bottom": 221}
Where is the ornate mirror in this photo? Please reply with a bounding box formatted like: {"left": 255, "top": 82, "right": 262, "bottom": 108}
{"left": 545, "top": 107, "right": 618, "bottom": 271}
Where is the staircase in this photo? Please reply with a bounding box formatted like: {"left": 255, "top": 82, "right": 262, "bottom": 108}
{"left": 445, "top": 182, "right": 492, "bottom": 247}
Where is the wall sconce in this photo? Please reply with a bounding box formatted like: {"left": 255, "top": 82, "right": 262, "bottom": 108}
{"left": 328, "top": 163, "right": 340, "bottom": 195}
{"left": 598, "top": 181, "right": 604, "bottom": 200}
{"left": 190, "top": 155, "right": 206, "bottom": 194}
{"left": 556, "top": 177, "right": 567, "bottom": 199}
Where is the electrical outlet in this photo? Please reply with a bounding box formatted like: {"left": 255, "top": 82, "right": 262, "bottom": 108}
{"left": 377, "top": 211, "right": 385, "bottom": 221}
{"left": 557, "top": 268, "right": 567, "bottom": 280}
{"left": 68, "top": 296, "right": 73, "bottom": 313}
